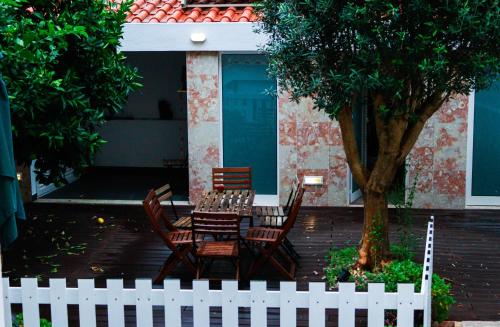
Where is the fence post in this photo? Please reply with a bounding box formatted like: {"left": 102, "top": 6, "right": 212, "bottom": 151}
{"left": 396, "top": 284, "right": 415, "bottom": 327}
{"left": 193, "top": 280, "right": 209, "bottom": 327}
{"left": 250, "top": 281, "right": 267, "bottom": 327}
{"left": 367, "top": 283, "right": 385, "bottom": 327}
{"left": 49, "top": 278, "right": 69, "bottom": 327}
{"left": 0, "top": 248, "right": 6, "bottom": 327}
{"left": 78, "top": 279, "right": 97, "bottom": 327}
{"left": 2, "top": 278, "right": 11, "bottom": 327}
{"left": 280, "top": 282, "right": 297, "bottom": 327}
{"left": 221, "top": 280, "right": 238, "bottom": 327}
{"left": 423, "top": 216, "right": 435, "bottom": 327}
{"left": 136, "top": 279, "right": 153, "bottom": 327}
{"left": 21, "top": 278, "right": 40, "bottom": 327}
{"left": 308, "top": 283, "right": 326, "bottom": 327}
{"left": 338, "top": 283, "right": 355, "bottom": 327}
{"left": 107, "top": 279, "right": 125, "bottom": 327}
{"left": 164, "top": 279, "right": 182, "bottom": 327}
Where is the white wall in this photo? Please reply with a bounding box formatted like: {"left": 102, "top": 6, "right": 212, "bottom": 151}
{"left": 121, "top": 23, "right": 267, "bottom": 52}
{"left": 95, "top": 52, "right": 188, "bottom": 168}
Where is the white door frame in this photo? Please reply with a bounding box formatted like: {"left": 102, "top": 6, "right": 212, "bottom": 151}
{"left": 218, "top": 52, "right": 279, "bottom": 206}
{"left": 465, "top": 91, "right": 500, "bottom": 206}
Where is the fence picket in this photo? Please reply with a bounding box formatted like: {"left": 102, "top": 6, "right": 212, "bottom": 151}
{"left": 193, "top": 280, "right": 209, "bottom": 327}
{"left": 49, "top": 279, "right": 68, "bottom": 327}
{"left": 250, "top": 281, "right": 267, "bottom": 327}
{"left": 107, "top": 279, "right": 125, "bottom": 327}
{"left": 78, "top": 279, "right": 96, "bottom": 327}
{"left": 397, "top": 284, "right": 415, "bottom": 327}
{"left": 222, "top": 280, "right": 238, "bottom": 327}
{"left": 308, "top": 283, "right": 325, "bottom": 327}
{"left": 164, "top": 280, "right": 182, "bottom": 327}
{"left": 338, "top": 283, "right": 355, "bottom": 327}
{"left": 136, "top": 279, "right": 153, "bottom": 327}
{"left": 21, "top": 278, "right": 39, "bottom": 327}
{"left": 367, "top": 283, "right": 385, "bottom": 327}
{"left": 0, "top": 217, "right": 435, "bottom": 327}
{"left": 2, "top": 278, "right": 12, "bottom": 327}
{"left": 280, "top": 282, "right": 296, "bottom": 327}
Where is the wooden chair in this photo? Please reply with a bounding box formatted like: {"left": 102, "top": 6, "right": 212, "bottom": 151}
{"left": 191, "top": 211, "right": 241, "bottom": 279}
{"left": 255, "top": 178, "right": 299, "bottom": 227}
{"left": 245, "top": 186, "right": 305, "bottom": 280}
{"left": 212, "top": 167, "right": 252, "bottom": 190}
{"left": 154, "top": 184, "right": 191, "bottom": 229}
{"left": 255, "top": 180, "right": 302, "bottom": 262}
{"left": 143, "top": 190, "right": 200, "bottom": 283}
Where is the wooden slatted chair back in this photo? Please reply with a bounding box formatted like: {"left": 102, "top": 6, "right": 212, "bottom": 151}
{"left": 279, "top": 185, "right": 304, "bottom": 240}
{"left": 283, "top": 177, "right": 300, "bottom": 213}
{"left": 191, "top": 211, "right": 240, "bottom": 240}
{"left": 154, "top": 183, "right": 181, "bottom": 221}
{"left": 143, "top": 190, "right": 178, "bottom": 245}
{"left": 212, "top": 167, "right": 252, "bottom": 190}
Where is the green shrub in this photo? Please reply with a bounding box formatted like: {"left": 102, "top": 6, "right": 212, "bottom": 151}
{"left": 325, "top": 246, "right": 455, "bottom": 323}
{"left": 14, "top": 313, "right": 52, "bottom": 327}
{"left": 0, "top": 0, "right": 141, "bottom": 185}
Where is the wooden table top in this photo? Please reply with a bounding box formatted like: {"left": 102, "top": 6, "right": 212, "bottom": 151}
{"left": 195, "top": 189, "right": 255, "bottom": 217}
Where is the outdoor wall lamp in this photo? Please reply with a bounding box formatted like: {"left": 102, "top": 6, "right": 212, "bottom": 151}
{"left": 303, "top": 175, "right": 324, "bottom": 186}
{"left": 190, "top": 32, "right": 206, "bottom": 43}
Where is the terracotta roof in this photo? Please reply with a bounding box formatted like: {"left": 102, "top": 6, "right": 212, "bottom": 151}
{"left": 126, "top": 0, "right": 258, "bottom": 23}
{"left": 186, "top": 0, "right": 255, "bottom": 5}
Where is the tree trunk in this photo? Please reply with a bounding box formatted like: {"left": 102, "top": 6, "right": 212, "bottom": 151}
{"left": 357, "top": 190, "right": 390, "bottom": 270}
{"left": 16, "top": 163, "right": 32, "bottom": 203}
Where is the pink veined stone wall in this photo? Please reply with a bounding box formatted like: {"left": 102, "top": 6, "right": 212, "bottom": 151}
{"left": 278, "top": 94, "right": 348, "bottom": 206}
{"left": 408, "top": 95, "right": 468, "bottom": 209}
{"left": 186, "top": 52, "right": 220, "bottom": 204}
{"left": 186, "top": 52, "right": 467, "bottom": 208}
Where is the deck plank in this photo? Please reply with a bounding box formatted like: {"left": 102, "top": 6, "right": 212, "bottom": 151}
{"left": 2, "top": 203, "right": 500, "bottom": 325}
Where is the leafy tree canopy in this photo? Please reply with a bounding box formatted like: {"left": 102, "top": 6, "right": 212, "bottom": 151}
{"left": 0, "top": 0, "right": 141, "bottom": 185}
{"left": 258, "top": 0, "right": 499, "bottom": 117}
{"left": 257, "top": 0, "right": 499, "bottom": 269}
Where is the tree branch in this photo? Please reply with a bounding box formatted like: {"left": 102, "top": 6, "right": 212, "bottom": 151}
{"left": 397, "top": 93, "right": 448, "bottom": 165}
{"left": 338, "top": 105, "right": 368, "bottom": 190}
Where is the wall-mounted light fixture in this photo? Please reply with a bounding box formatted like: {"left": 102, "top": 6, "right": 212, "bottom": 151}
{"left": 190, "top": 32, "right": 206, "bottom": 43}
{"left": 16, "top": 173, "right": 22, "bottom": 181}
{"left": 303, "top": 175, "right": 324, "bottom": 186}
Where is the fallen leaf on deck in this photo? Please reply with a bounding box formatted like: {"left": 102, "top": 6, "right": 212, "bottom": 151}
{"left": 90, "top": 265, "right": 104, "bottom": 273}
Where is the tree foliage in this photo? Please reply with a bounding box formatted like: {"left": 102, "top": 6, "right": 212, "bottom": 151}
{"left": 0, "top": 0, "right": 141, "bottom": 185}
{"left": 257, "top": 0, "right": 500, "bottom": 269}
{"left": 257, "top": 0, "right": 499, "bottom": 117}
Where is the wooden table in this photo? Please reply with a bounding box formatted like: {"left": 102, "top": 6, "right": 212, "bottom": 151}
{"left": 195, "top": 189, "right": 256, "bottom": 225}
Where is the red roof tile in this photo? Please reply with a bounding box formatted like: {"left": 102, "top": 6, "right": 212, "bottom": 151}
{"left": 126, "top": 0, "right": 258, "bottom": 23}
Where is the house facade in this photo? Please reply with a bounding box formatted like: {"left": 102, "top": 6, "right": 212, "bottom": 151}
{"left": 116, "top": 0, "right": 497, "bottom": 209}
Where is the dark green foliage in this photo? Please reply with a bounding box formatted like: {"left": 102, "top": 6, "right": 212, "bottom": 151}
{"left": 256, "top": 0, "right": 500, "bottom": 117}
{"left": 325, "top": 246, "right": 455, "bottom": 323}
{"left": 0, "top": 0, "right": 141, "bottom": 185}
{"left": 14, "top": 313, "right": 52, "bottom": 327}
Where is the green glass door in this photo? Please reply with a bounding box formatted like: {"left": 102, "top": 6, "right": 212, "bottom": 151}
{"left": 221, "top": 54, "right": 277, "bottom": 195}
{"left": 471, "top": 80, "right": 500, "bottom": 198}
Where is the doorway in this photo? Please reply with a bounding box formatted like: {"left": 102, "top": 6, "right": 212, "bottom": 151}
{"left": 221, "top": 54, "right": 278, "bottom": 200}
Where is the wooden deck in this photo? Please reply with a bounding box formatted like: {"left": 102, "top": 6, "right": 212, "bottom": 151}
{"left": 2, "top": 203, "right": 499, "bottom": 325}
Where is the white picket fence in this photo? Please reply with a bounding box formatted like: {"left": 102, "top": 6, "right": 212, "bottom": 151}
{"left": 1, "top": 216, "right": 435, "bottom": 327}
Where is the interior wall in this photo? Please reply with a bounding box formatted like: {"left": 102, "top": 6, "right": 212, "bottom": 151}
{"left": 120, "top": 51, "right": 187, "bottom": 120}
{"left": 95, "top": 52, "right": 188, "bottom": 168}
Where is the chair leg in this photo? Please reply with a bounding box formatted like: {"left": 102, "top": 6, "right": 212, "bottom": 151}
{"left": 246, "top": 245, "right": 270, "bottom": 279}
{"left": 235, "top": 258, "right": 240, "bottom": 280}
{"left": 196, "top": 258, "right": 203, "bottom": 279}
{"left": 154, "top": 253, "right": 180, "bottom": 284}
